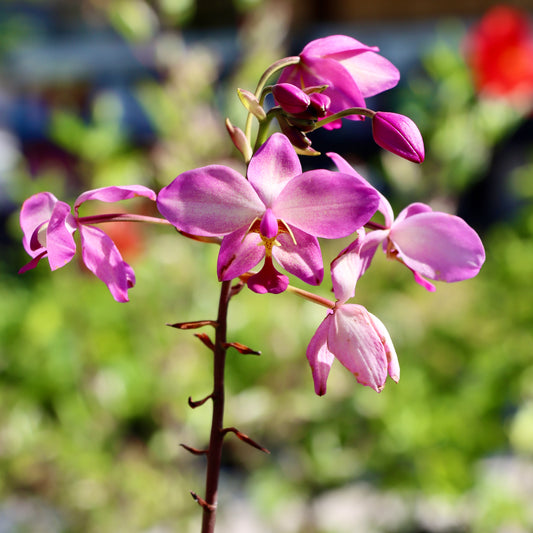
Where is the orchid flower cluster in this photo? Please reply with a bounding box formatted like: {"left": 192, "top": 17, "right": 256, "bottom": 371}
{"left": 18, "top": 34, "right": 485, "bottom": 532}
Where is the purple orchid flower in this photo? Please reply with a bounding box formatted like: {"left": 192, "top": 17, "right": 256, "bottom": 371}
{"left": 306, "top": 229, "right": 399, "bottom": 394}
{"left": 328, "top": 153, "right": 486, "bottom": 291}
{"left": 19, "top": 185, "right": 157, "bottom": 302}
{"left": 278, "top": 35, "right": 400, "bottom": 129}
{"left": 157, "top": 133, "right": 380, "bottom": 294}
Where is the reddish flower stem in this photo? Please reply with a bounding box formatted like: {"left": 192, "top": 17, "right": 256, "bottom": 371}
{"left": 201, "top": 279, "right": 233, "bottom": 533}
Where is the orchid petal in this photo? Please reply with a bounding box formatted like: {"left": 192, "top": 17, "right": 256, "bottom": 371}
{"left": 247, "top": 133, "right": 302, "bottom": 206}
{"left": 217, "top": 227, "right": 264, "bottom": 281}
{"left": 74, "top": 185, "right": 156, "bottom": 213}
{"left": 273, "top": 226, "right": 323, "bottom": 286}
{"left": 79, "top": 225, "right": 135, "bottom": 303}
{"left": 327, "top": 152, "right": 394, "bottom": 226}
{"left": 301, "top": 35, "right": 378, "bottom": 59}
{"left": 368, "top": 311, "right": 399, "bottom": 383}
{"left": 157, "top": 165, "right": 265, "bottom": 237}
{"left": 340, "top": 52, "right": 400, "bottom": 97}
{"left": 306, "top": 314, "right": 335, "bottom": 396}
{"left": 390, "top": 211, "right": 486, "bottom": 282}
{"left": 328, "top": 304, "right": 388, "bottom": 392}
{"left": 246, "top": 256, "right": 289, "bottom": 294}
{"left": 20, "top": 192, "right": 59, "bottom": 256}
{"left": 274, "top": 170, "right": 379, "bottom": 238}
{"left": 46, "top": 202, "right": 77, "bottom": 271}
{"left": 331, "top": 228, "right": 388, "bottom": 302}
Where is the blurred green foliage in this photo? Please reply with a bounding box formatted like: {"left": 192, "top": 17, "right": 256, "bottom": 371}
{"left": 1, "top": 2, "right": 533, "bottom": 532}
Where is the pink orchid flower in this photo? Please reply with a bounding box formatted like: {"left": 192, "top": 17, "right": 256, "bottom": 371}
{"left": 328, "top": 153, "right": 486, "bottom": 291}
{"left": 19, "top": 185, "right": 157, "bottom": 302}
{"left": 279, "top": 35, "right": 400, "bottom": 129}
{"left": 306, "top": 229, "right": 399, "bottom": 394}
{"left": 157, "top": 133, "right": 380, "bottom": 294}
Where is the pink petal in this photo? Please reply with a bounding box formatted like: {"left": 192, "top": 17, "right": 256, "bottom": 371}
{"left": 273, "top": 226, "right": 323, "bottom": 285}
{"left": 217, "top": 226, "right": 264, "bottom": 281}
{"left": 19, "top": 251, "right": 47, "bottom": 274}
{"left": 20, "top": 192, "right": 58, "bottom": 256}
{"left": 79, "top": 225, "right": 135, "bottom": 302}
{"left": 368, "top": 311, "right": 399, "bottom": 383}
{"left": 246, "top": 256, "right": 289, "bottom": 294}
{"left": 74, "top": 185, "right": 156, "bottom": 213}
{"left": 273, "top": 169, "right": 379, "bottom": 238}
{"left": 330, "top": 228, "right": 388, "bottom": 302}
{"left": 328, "top": 304, "right": 388, "bottom": 392}
{"left": 339, "top": 52, "right": 400, "bottom": 97}
{"left": 306, "top": 314, "right": 335, "bottom": 396}
{"left": 390, "top": 210, "right": 486, "bottom": 283}
{"left": 45, "top": 201, "right": 77, "bottom": 271}
{"left": 301, "top": 35, "right": 378, "bottom": 60}
{"left": 157, "top": 165, "right": 265, "bottom": 237}
{"left": 247, "top": 133, "right": 302, "bottom": 207}
{"left": 327, "top": 152, "right": 394, "bottom": 226}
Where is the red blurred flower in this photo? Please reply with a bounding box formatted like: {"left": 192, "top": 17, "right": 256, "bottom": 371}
{"left": 464, "top": 5, "right": 533, "bottom": 104}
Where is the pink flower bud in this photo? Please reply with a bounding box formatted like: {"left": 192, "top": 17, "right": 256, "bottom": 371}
{"left": 272, "top": 83, "right": 311, "bottom": 114}
{"left": 309, "top": 92, "right": 330, "bottom": 117}
{"left": 372, "top": 111, "right": 425, "bottom": 163}
{"left": 225, "top": 118, "right": 252, "bottom": 162}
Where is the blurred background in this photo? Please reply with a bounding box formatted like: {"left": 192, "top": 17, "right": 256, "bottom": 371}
{"left": 1, "top": 0, "right": 533, "bottom": 532}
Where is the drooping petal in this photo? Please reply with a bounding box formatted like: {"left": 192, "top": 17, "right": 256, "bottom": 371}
{"left": 273, "top": 169, "right": 379, "bottom": 238}
{"left": 247, "top": 133, "right": 302, "bottom": 207}
{"left": 368, "top": 311, "right": 399, "bottom": 383}
{"left": 273, "top": 226, "right": 323, "bottom": 285}
{"left": 45, "top": 201, "right": 77, "bottom": 271}
{"left": 339, "top": 52, "right": 400, "bottom": 97}
{"left": 20, "top": 192, "right": 59, "bottom": 256}
{"left": 246, "top": 255, "right": 289, "bottom": 294}
{"left": 328, "top": 304, "right": 388, "bottom": 392}
{"left": 390, "top": 210, "right": 486, "bottom": 283}
{"left": 157, "top": 165, "right": 265, "bottom": 237}
{"left": 74, "top": 185, "right": 156, "bottom": 213}
{"left": 78, "top": 225, "right": 135, "bottom": 303}
{"left": 306, "top": 313, "right": 335, "bottom": 396}
{"left": 217, "top": 226, "right": 265, "bottom": 281}
{"left": 327, "top": 152, "right": 394, "bottom": 226}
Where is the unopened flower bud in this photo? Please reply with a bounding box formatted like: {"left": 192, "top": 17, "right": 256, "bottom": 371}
{"left": 309, "top": 92, "right": 330, "bottom": 117}
{"left": 237, "top": 88, "right": 267, "bottom": 120}
{"left": 372, "top": 111, "right": 425, "bottom": 163}
{"left": 272, "top": 83, "right": 311, "bottom": 115}
{"left": 225, "top": 118, "right": 253, "bottom": 162}
{"left": 277, "top": 115, "right": 320, "bottom": 155}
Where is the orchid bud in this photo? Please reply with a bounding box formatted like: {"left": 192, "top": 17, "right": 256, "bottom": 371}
{"left": 272, "top": 83, "right": 311, "bottom": 114}
{"left": 309, "top": 92, "right": 330, "bottom": 117}
{"left": 372, "top": 111, "right": 425, "bottom": 163}
{"left": 237, "top": 88, "right": 267, "bottom": 120}
{"left": 277, "top": 114, "right": 312, "bottom": 150}
{"left": 225, "top": 118, "right": 253, "bottom": 163}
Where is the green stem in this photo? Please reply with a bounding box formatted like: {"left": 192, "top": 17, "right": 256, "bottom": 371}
{"left": 313, "top": 107, "right": 375, "bottom": 130}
